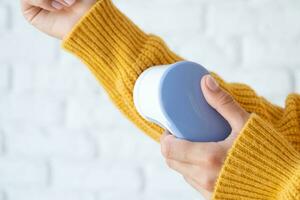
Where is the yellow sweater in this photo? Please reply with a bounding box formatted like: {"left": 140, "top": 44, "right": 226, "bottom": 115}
{"left": 62, "top": 0, "right": 300, "bottom": 199}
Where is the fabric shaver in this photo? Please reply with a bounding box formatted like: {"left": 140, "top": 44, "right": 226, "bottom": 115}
{"left": 133, "top": 61, "right": 231, "bottom": 142}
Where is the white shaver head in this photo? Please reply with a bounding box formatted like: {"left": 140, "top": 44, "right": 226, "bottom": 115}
{"left": 133, "top": 64, "right": 171, "bottom": 130}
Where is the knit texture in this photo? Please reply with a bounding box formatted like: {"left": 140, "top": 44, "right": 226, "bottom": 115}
{"left": 62, "top": 0, "right": 300, "bottom": 199}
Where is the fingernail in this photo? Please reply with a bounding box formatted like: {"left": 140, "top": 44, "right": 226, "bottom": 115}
{"left": 51, "top": 1, "right": 64, "bottom": 9}
{"left": 64, "top": 0, "right": 76, "bottom": 5}
{"left": 206, "top": 75, "right": 219, "bottom": 92}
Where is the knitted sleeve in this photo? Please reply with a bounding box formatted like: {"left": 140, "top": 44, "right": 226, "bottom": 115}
{"left": 62, "top": 0, "right": 300, "bottom": 199}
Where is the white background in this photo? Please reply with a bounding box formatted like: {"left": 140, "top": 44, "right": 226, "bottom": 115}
{"left": 0, "top": 0, "right": 300, "bottom": 199}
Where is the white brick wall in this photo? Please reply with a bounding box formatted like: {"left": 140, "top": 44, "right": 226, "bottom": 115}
{"left": 0, "top": 65, "right": 10, "bottom": 93}
{"left": 0, "top": 158, "right": 47, "bottom": 187}
{"left": 7, "top": 189, "right": 96, "bottom": 200}
{"left": 0, "top": 0, "right": 299, "bottom": 199}
{"left": 6, "top": 128, "right": 96, "bottom": 158}
{"left": 0, "top": 4, "right": 8, "bottom": 33}
{"left": 296, "top": 70, "right": 300, "bottom": 93}
{"left": 51, "top": 160, "right": 142, "bottom": 191}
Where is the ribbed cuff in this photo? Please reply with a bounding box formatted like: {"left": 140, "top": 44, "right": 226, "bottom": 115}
{"left": 213, "top": 114, "right": 300, "bottom": 200}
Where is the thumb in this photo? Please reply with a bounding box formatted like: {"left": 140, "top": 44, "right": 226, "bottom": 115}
{"left": 201, "top": 75, "right": 249, "bottom": 131}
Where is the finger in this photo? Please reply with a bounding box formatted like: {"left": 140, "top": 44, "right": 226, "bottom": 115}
{"left": 201, "top": 75, "right": 250, "bottom": 131}
{"left": 51, "top": 1, "right": 65, "bottom": 10}
{"left": 166, "top": 158, "right": 220, "bottom": 190}
{"left": 166, "top": 159, "right": 220, "bottom": 192}
{"left": 161, "top": 134, "right": 225, "bottom": 166}
{"left": 166, "top": 159, "right": 201, "bottom": 179}
{"left": 183, "top": 176, "right": 213, "bottom": 198}
{"left": 160, "top": 130, "right": 171, "bottom": 143}
{"left": 55, "top": 0, "right": 76, "bottom": 7}
{"left": 23, "top": 0, "right": 56, "bottom": 11}
{"left": 22, "top": 0, "right": 74, "bottom": 11}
